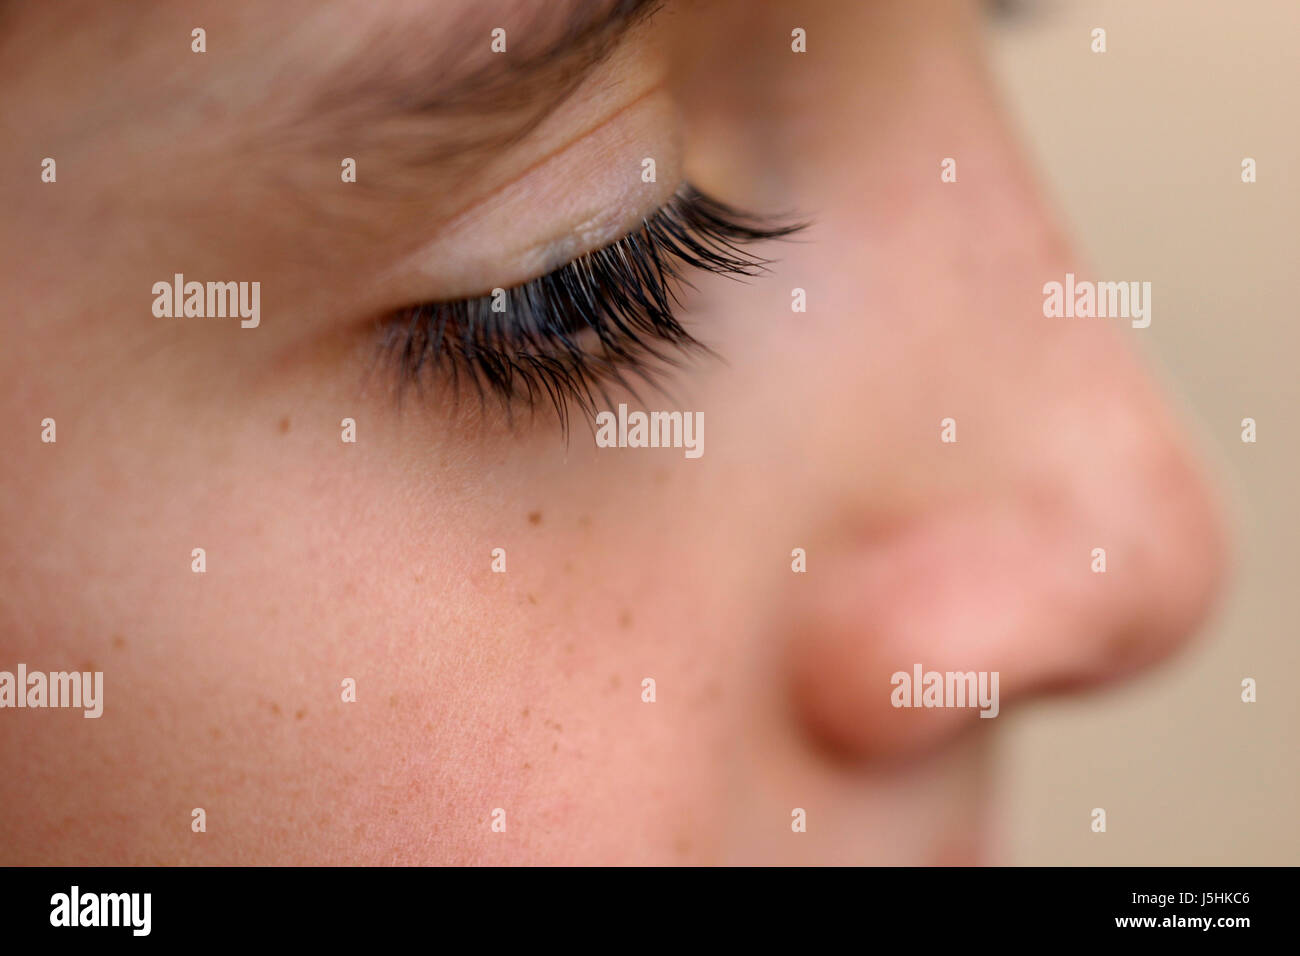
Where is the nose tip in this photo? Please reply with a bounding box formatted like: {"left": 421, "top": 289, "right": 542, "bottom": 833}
{"left": 784, "top": 408, "right": 1229, "bottom": 762}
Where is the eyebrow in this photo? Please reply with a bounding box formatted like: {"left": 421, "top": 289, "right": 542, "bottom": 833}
{"left": 295, "top": 0, "right": 664, "bottom": 168}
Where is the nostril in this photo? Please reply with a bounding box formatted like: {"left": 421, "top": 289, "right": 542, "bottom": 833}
{"left": 1100, "top": 625, "right": 1151, "bottom": 673}
{"left": 781, "top": 436, "right": 1229, "bottom": 763}
{"left": 782, "top": 500, "right": 1091, "bottom": 761}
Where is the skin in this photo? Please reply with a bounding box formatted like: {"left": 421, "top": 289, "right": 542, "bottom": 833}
{"left": 0, "top": 0, "right": 1226, "bottom": 864}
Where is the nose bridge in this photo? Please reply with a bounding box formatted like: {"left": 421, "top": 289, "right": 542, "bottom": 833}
{"left": 697, "top": 0, "right": 1230, "bottom": 761}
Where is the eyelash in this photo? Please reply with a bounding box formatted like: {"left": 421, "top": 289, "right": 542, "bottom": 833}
{"left": 377, "top": 183, "right": 803, "bottom": 435}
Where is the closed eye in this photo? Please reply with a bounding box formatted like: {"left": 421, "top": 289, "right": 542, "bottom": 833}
{"left": 377, "top": 183, "right": 804, "bottom": 436}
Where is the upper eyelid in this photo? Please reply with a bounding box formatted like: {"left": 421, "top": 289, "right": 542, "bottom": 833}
{"left": 378, "top": 183, "right": 805, "bottom": 429}
{"left": 436, "top": 79, "right": 674, "bottom": 256}
{"left": 372, "top": 77, "right": 681, "bottom": 305}
{"left": 432, "top": 183, "right": 799, "bottom": 309}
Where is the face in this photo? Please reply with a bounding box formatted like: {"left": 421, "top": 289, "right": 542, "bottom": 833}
{"left": 0, "top": 0, "right": 1226, "bottom": 864}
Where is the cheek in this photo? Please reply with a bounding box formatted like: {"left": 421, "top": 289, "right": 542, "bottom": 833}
{"left": 30, "top": 405, "right": 752, "bottom": 861}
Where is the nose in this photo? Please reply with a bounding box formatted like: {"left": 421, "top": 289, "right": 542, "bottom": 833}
{"left": 672, "top": 0, "right": 1230, "bottom": 761}
{"left": 784, "top": 294, "right": 1230, "bottom": 762}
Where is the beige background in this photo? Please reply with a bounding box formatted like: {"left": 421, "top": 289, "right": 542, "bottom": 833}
{"left": 979, "top": 0, "right": 1298, "bottom": 864}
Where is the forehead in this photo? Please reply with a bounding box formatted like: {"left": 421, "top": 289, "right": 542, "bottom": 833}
{"left": 2, "top": 0, "right": 659, "bottom": 158}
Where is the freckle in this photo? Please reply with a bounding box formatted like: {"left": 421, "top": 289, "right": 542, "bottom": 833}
{"left": 578, "top": 515, "right": 592, "bottom": 529}
{"left": 82, "top": 660, "right": 97, "bottom": 672}
{"left": 523, "top": 762, "right": 532, "bottom": 770}
{"left": 563, "top": 561, "right": 573, "bottom": 574}
{"left": 618, "top": 609, "right": 632, "bottom": 629}
{"left": 389, "top": 694, "right": 399, "bottom": 709}
{"left": 295, "top": 709, "right": 306, "bottom": 720}
{"left": 278, "top": 416, "right": 291, "bottom": 434}
{"left": 528, "top": 510, "right": 542, "bottom": 525}
{"left": 209, "top": 727, "right": 222, "bottom": 740}
{"left": 608, "top": 674, "right": 622, "bottom": 691}
{"left": 564, "top": 642, "right": 574, "bottom": 655}
{"left": 111, "top": 635, "right": 126, "bottom": 650}
{"left": 270, "top": 702, "right": 282, "bottom": 716}
{"left": 522, "top": 707, "right": 530, "bottom": 719}
{"left": 527, "top": 593, "right": 537, "bottom": 605}
{"left": 552, "top": 742, "right": 558, "bottom": 752}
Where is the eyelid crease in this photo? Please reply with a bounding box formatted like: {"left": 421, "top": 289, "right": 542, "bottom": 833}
{"left": 377, "top": 78, "right": 680, "bottom": 304}
{"left": 437, "top": 79, "right": 670, "bottom": 234}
